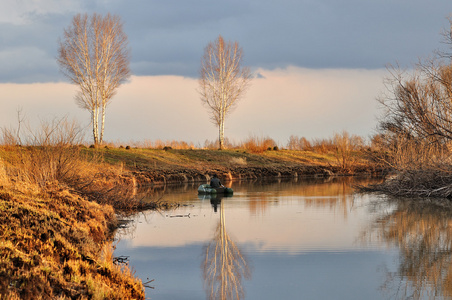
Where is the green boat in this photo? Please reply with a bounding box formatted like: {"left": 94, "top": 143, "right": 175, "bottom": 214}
{"left": 198, "top": 184, "right": 233, "bottom": 195}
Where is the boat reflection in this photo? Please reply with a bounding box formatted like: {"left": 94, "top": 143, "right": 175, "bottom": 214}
{"left": 202, "top": 194, "right": 251, "bottom": 300}
{"left": 364, "top": 198, "right": 452, "bottom": 299}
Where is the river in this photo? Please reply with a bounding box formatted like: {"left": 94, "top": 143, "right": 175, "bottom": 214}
{"left": 114, "top": 176, "right": 452, "bottom": 299}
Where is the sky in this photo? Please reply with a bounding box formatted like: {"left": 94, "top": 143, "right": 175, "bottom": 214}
{"left": 1, "top": 0, "right": 452, "bottom": 146}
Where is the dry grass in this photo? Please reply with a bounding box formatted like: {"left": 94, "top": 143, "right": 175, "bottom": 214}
{"left": 0, "top": 146, "right": 156, "bottom": 212}
{"left": 0, "top": 183, "right": 144, "bottom": 299}
{"left": 230, "top": 157, "right": 247, "bottom": 166}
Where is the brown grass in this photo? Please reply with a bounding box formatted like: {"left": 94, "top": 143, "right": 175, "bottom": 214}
{"left": 0, "top": 145, "right": 158, "bottom": 212}
{"left": 0, "top": 183, "right": 144, "bottom": 299}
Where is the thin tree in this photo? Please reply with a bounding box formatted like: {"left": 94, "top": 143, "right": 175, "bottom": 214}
{"left": 57, "top": 13, "right": 130, "bottom": 145}
{"left": 199, "top": 35, "right": 252, "bottom": 150}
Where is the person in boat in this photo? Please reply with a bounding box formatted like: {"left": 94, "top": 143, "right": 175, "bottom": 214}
{"left": 210, "top": 174, "right": 224, "bottom": 189}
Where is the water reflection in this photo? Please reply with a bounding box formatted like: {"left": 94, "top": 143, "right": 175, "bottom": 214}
{"left": 135, "top": 177, "right": 381, "bottom": 217}
{"left": 364, "top": 198, "right": 452, "bottom": 299}
{"left": 114, "top": 177, "right": 396, "bottom": 299}
{"left": 202, "top": 195, "right": 251, "bottom": 300}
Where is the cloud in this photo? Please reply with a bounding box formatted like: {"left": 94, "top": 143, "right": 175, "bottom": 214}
{"left": 0, "top": 46, "right": 59, "bottom": 83}
{"left": 227, "top": 67, "right": 387, "bottom": 143}
{"left": 0, "top": 67, "right": 386, "bottom": 145}
{"left": 0, "top": 0, "right": 450, "bottom": 83}
{"left": 0, "top": 0, "right": 81, "bottom": 25}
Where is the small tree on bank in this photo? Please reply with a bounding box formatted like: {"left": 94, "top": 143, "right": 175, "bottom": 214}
{"left": 199, "top": 35, "right": 252, "bottom": 150}
{"left": 57, "top": 13, "right": 130, "bottom": 146}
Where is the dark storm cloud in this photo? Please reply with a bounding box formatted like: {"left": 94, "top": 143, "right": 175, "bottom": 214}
{"left": 1, "top": 0, "right": 451, "bottom": 82}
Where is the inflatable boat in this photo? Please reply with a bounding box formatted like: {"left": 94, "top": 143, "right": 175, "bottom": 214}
{"left": 198, "top": 184, "right": 233, "bottom": 195}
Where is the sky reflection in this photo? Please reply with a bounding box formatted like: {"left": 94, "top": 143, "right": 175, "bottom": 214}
{"left": 120, "top": 179, "right": 384, "bottom": 254}
{"left": 114, "top": 178, "right": 402, "bottom": 299}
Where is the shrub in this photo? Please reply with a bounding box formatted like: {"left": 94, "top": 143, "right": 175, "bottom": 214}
{"left": 242, "top": 135, "right": 276, "bottom": 153}
{"left": 287, "top": 135, "right": 311, "bottom": 150}
{"left": 332, "top": 131, "right": 366, "bottom": 172}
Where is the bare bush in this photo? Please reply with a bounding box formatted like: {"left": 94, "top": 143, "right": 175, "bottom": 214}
{"left": 332, "top": 131, "right": 365, "bottom": 172}
{"left": 379, "top": 134, "right": 449, "bottom": 171}
{"left": 242, "top": 135, "right": 276, "bottom": 153}
{"left": 204, "top": 138, "right": 234, "bottom": 150}
{"left": 0, "top": 117, "right": 86, "bottom": 187}
{"left": 311, "top": 138, "right": 335, "bottom": 153}
{"left": 287, "top": 135, "right": 312, "bottom": 150}
{"left": 0, "top": 117, "right": 162, "bottom": 211}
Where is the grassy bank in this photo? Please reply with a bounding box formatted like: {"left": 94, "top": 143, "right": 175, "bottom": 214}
{"left": 0, "top": 145, "right": 148, "bottom": 299}
{"left": 97, "top": 146, "right": 383, "bottom": 185}
{"left": 0, "top": 145, "right": 382, "bottom": 298}
{"left": 0, "top": 184, "right": 144, "bottom": 299}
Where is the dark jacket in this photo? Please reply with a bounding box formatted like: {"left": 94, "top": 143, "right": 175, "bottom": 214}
{"left": 210, "top": 177, "right": 221, "bottom": 188}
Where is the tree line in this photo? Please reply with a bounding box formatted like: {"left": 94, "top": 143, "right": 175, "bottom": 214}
{"left": 57, "top": 13, "right": 251, "bottom": 148}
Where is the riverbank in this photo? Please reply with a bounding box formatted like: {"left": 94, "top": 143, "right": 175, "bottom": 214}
{"left": 99, "top": 147, "right": 385, "bottom": 186}
{"left": 0, "top": 183, "right": 144, "bottom": 299}
{"left": 0, "top": 146, "right": 383, "bottom": 298}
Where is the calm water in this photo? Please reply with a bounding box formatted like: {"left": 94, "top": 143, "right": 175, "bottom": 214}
{"left": 114, "top": 177, "right": 452, "bottom": 300}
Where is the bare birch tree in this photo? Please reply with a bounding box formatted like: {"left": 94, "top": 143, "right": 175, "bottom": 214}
{"left": 199, "top": 35, "right": 252, "bottom": 149}
{"left": 57, "top": 13, "right": 130, "bottom": 145}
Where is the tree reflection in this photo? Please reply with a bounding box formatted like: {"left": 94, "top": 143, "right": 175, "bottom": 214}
{"left": 202, "top": 195, "right": 251, "bottom": 300}
{"left": 240, "top": 177, "right": 380, "bottom": 218}
{"left": 364, "top": 198, "right": 452, "bottom": 299}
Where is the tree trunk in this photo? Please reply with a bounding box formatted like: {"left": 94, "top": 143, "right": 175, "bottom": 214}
{"left": 92, "top": 108, "right": 99, "bottom": 145}
{"left": 219, "top": 123, "right": 224, "bottom": 150}
{"left": 100, "top": 104, "right": 106, "bottom": 145}
{"left": 219, "top": 110, "right": 225, "bottom": 150}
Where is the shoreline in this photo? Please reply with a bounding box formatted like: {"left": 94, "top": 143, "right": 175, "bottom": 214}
{"left": 102, "top": 148, "right": 386, "bottom": 187}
